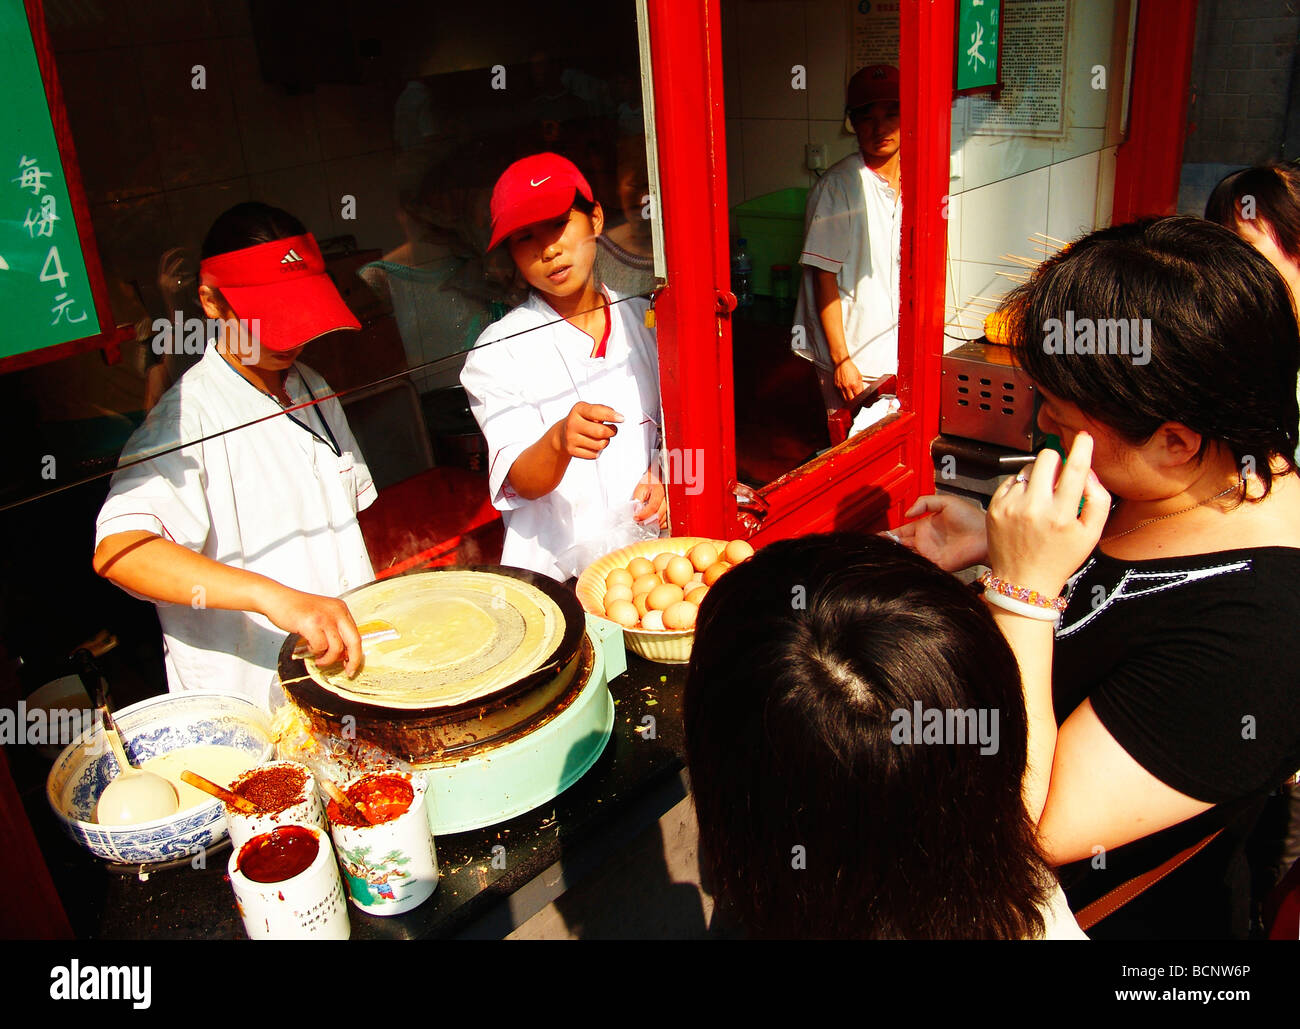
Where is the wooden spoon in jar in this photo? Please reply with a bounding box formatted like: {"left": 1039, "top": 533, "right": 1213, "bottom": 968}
{"left": 180, "top": 770, "right": 258, "bottom": 813}
{"left": 321, "top": 778, "right": 371, "bottom": 826}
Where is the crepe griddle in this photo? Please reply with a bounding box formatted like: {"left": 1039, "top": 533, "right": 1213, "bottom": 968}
{"left": 277, "top": 565, "right": 585, "bottom": 726}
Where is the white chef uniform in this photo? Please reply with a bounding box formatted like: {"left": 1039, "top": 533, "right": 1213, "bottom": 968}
{"left": 792, "top": 151, "right": 902, "bottom": 416}
{"left": 460, "top": 287, "right": 660, "bottom": 581}
{"left": 95, "top": 343, "right": 376, "bottom": 709}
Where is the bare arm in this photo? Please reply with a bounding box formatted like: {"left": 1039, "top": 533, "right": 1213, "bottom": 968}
{"left": 93, "top": 530, "right": 363, "bottom": 674}
{"left": 812, "top": 268, "right": 863, "bottom": 402}
{"left": 983, "top": 434, "right": 1110, "bottom": 819}
{"left": 506, "top": 402, "right": 622, "bottom": 501}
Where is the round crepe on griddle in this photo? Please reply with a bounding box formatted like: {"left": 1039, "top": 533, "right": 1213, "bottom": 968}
{"left": 305, "top": 570, "right": 565, "bottom": 709}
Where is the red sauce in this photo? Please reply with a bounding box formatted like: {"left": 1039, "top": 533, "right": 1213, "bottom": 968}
{"left": 238, "top": 825, "right": 319, "bottom": 883}
{"left": 326, "top": 773, "right": 413, "bottom": 827}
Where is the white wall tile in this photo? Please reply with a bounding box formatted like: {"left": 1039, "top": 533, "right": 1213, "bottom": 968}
{"left": 1046, "top": 150, "right": 1101, "bottom": 245}
{"left": 958, "top": 166, "right": 1050, "bottom": 269}
{"left": 737, "top": 1, "right": 808, "bottom": 120}
{"left": 805, "top": 0, "right": 851, "bottom": 121}
{"left": 1095, "top": 145, "right": 1118, "bottom": 227}
{"left": 740, "top": 119, "right": 811, "bottom": 201}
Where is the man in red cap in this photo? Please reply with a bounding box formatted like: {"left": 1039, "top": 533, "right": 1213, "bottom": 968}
{"left": 792, "top": 65, "right": 902, "bottom": 427}
{"left": 93, "top": 203, "right": 375, "bottom": 708}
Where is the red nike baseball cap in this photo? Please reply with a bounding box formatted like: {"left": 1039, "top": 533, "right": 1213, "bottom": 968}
{"left": 198, "top": 233, "right": 360, "bottom": 352}
{"left": 488, "top": 153, "right": 595, "bottom": 251}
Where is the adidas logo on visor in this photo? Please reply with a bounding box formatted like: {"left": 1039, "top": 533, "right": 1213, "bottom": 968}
{"left": 280, "top": 248, "right": 305, "bottom": 264}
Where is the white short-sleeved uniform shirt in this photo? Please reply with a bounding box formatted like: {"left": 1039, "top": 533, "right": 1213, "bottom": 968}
{"left": 792, "top": 151, "right": 902, "bottom": 390}
{"left": 460, "top": 288, "right": 660, "bottom": 581}
{"left": 95, "top": 344, "right": 377, "bottom": 709}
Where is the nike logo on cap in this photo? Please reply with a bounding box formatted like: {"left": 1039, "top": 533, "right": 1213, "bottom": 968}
{"left": 280, "top": 248, "right": 305, "bottom": 264}
{"left": 530, "top": 176, "right": 551, "bottom": 187}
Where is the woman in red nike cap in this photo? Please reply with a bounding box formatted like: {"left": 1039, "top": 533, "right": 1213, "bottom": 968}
{"left": 460, "top": 152, "right": 664, "bottom": 581}
{"left": 93, "top": 203, "right": 375, "bottom": 708}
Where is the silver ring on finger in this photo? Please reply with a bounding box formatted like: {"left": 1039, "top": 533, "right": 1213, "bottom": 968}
{"left": 1013, "top": 471, "right": 1029, "bottom": 485}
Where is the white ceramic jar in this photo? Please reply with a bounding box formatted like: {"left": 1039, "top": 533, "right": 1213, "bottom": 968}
{"left": 225, "top": 760, "right": 325, "bottom": 852}
{"left": 227, "top": 823, "right": 349, "bottom": 940}
{"left": 328, "top": 771, "right": 438, "bottom": 916}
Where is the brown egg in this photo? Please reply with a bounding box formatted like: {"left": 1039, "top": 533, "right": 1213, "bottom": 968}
{"left": 606, "top": 568, "right": 634, "bottom": 590}
{"left": 703, "top": 561, "right": 731, "bottom": 586}
{"left": 604, "top": 584, "right": 633, "bottom": 605}
{"left": 653, "top": 551, "right": 674, "bottom": 574}
{"left": 724, "top": 539, "right": 755, "bottom": 564}
{"left": 684, "top": 585, "right": 708, "bottom": 606}
{"left": 632, "top": 573, "right": 662, "bottom": 596}
{"left": 688, "top": 543, "right": 718, "bottom": 572}
{"left": 633, "top": 591, "right": 652, "bottom": 618}
{"left": 640, "top": 609, "right": 665, "bottom": 631}
{"left": 605, "top": 600, "right": 639, "bottom": 628}
{"left": 663, "top": 601, "right": 699, "bottom": 631}
{"left": 647, "top": 583, "right": 685, "bottom": 611}
{"left": 664, "top": 555, "right": 694, "bottom": 586}
{"left": 627, "top": 557, "right": 655, "bottom": 578}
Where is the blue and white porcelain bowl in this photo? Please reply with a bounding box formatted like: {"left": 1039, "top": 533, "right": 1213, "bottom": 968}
{"left": 46, "top": 692, "right": 274, "bottom": 864}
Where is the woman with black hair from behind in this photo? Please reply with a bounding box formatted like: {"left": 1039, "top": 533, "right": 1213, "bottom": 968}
{"left": 684, "top": 533, "right": 1086, "bottom": 939}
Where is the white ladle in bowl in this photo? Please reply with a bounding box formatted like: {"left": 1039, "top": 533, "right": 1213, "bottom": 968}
{"left": 94, "top": 710, "right": 180, "bottom": 825}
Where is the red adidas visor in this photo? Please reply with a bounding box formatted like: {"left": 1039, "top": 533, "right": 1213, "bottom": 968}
{"left": 198, "top": 233, "right": 360, "bottom": 352}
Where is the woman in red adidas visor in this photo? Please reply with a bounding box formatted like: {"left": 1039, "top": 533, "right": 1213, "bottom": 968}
{"left": 93, "top": 203, "right": 374, "bottom": 707}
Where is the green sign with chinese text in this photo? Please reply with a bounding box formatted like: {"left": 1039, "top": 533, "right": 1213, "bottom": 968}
{"left": 956, "top": 0, "right": 1001, "bottom": 92}
{"left": 0, "top": 0, "right": 100, "bottom": 359}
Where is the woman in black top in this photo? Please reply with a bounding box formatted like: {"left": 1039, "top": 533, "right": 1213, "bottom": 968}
{"left": 897, "top": 217, "right": 1300, "bottom": 938}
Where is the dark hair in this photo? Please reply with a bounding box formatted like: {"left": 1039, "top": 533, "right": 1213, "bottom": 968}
{"left": 1205, "top": 162, "right": 1300, "bottom": 263}
{"left": 683, "top": 533, "right": 1053, "bottom": 940}
{"left": 571, "top": 188, "right": 597, "bottom": 217}
{"left": 1004, "top": 216, "right": 1299, "bottom": 499}
{"left": 201, "top": 202, "right": 308, "bottom": 260}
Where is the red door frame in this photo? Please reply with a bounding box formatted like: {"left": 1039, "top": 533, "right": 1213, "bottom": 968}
{"left": 645, "top": 0, "right": 951, "bottom": 543}
{"left": 1112, "top": 0, "right": 1198, "bottom": 222}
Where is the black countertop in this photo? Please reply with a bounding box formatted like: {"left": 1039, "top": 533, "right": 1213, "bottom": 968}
{"left": 19, "top": 653, "right": 689, "bottom": 940}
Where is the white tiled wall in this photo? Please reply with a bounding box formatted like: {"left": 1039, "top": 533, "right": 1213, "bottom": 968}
{"left": 945, "top": 147, "right": 1119, "bottom": 352}
{"left": 722, "top": 0, "right": 856, "bottom": 208}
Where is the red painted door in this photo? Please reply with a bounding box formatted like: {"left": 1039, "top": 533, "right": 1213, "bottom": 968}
{"left": 644, "top": 0, "right": 952, "bottom": 545}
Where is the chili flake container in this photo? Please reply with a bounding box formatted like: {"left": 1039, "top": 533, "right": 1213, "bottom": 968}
{"left": 328, "top": 771, "right": 438, "bottom": 916}
{"left": 225, "top": 760, "right": 325, "bottom": 852}
{"left": 227, "top": 824, "right": 350, "bottom": 940}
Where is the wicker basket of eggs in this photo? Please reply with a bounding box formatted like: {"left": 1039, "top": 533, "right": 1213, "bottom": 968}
{"left": 576, "top": 536, "right": 755, "bottom": 663}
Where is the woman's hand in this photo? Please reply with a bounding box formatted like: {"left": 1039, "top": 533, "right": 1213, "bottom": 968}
{"left": 890, "top": 494, "right": 989, "bottom": 571}
{"left": 260, "top": 585, "right": 363, "bottom": 677}
{"left": 632, "top": 465, "right": 668, "bottom": 528}
{"left": 986, "top": 432, "right": 1111, "bottom": 598}
{"left": 561, "top": 403, "right": 622, "bottom": 460}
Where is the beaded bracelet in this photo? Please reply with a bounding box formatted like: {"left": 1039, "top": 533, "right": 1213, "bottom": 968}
{"left": 977, "top": 571, "right": 1068, "bottom": 613}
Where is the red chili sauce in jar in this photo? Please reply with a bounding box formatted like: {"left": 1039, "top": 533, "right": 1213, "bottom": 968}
{"left": 326, "top": 773, "right": 413, "bottom": 827}
{"left": 238, "top": 825, "right": 319, "bottom": 883}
